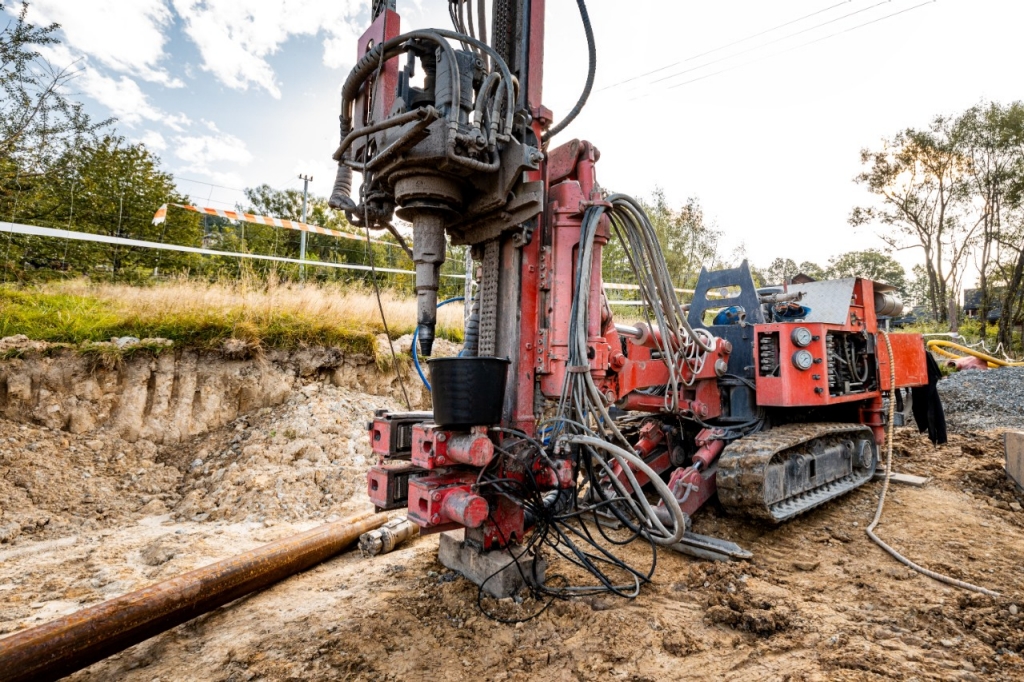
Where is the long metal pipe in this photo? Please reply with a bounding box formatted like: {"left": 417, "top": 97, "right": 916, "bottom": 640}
{"left": 0, "top": 511, "right": 388, "bottom": 682}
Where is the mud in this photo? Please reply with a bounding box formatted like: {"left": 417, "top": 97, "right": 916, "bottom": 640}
{"left": 2, "top": 364, "right": 1024, "bottom": 680}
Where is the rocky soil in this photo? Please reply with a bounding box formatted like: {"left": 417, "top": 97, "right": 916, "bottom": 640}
{"left": 1, "top": 352, "right": 1024, "bottom": 681}
{"left": 938, "top": 366, "right": 1024, "bottom": 432}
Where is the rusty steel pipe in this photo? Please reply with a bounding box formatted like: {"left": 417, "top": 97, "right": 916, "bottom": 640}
{"left": 0, "top": 511, "right": 388, "bottom": 682}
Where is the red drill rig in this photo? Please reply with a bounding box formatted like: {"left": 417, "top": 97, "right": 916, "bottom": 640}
{"left": 330, "top": 0, "right": 932, "bottom": 597}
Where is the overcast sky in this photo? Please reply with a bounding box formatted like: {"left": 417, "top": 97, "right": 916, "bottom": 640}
{"left": 9, "top": 0, "right": 1024, "bottom": 275}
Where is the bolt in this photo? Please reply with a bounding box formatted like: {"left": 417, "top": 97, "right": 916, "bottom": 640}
{"left": 431, "top": 514, "right": 441, "bottom": 524}
{"left": 432, "top": 492, "right": 442, "bottom": 502}
{"left": 436, "top": 456, "right": 446, "bottom": 465}
{"left": 437, "top": 433, "right": 447, "bottom": 443}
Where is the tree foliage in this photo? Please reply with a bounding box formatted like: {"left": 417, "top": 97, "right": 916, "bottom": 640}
{"left": 4, "top": 135, "right": 200, "bottom": 279}
{"left": 1, "top": 3, "right": 108, "bottom": 190}
{"left": 959, "top": 102, "right": 1024, "bottom": 345}
{"left": 825, "top": 249, "right": 907, "bottom": 293}
{"left": 852, "top": 101, "right": 1024, "bottom": 347}
{"left": 851, "top": 115, "right": 977, "bottom": 322}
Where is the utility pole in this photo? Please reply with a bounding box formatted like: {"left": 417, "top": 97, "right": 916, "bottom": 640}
{"left": 298, "top": 174, "right": 312, "bottom": 281}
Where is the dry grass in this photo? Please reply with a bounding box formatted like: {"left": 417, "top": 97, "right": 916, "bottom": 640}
{"left": 0, "top": 277, "right": 465, "bottom": 357}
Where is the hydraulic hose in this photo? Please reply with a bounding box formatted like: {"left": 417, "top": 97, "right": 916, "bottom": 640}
{"left": 926, "top": 339, "right": 1024, "bottom": 368}
{"left": 542, "top": 0, "right": 595, "bottom": 143}
{"left": 565, "top": 436, "right": 687, "bottom": 546}
{"left": 413, "top": 296, "right": 466, "bottom": 391}
{"left": 329, "top": 27, "right": 516, "bottom": 212}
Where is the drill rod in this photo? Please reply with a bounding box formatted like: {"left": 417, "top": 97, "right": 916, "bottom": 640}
{"left": 0, "top": 511, "right": 388, "bottom": 682}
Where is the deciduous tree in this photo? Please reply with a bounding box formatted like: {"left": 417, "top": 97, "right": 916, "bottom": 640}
{"left": 851, "top": 116, "right": 978, "bottom": 322}
{"left": 825, "top": 249, "right": 907, "bottom": 294}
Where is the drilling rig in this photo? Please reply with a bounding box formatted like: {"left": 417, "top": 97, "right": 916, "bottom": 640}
{"left": 329, "top": 0, "right": 933, "bottom": 597}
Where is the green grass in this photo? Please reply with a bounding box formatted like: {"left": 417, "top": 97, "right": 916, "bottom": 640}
{"left": 0, "top": 287, "right": 377, "bottom": 355}
{"left": 0, "top": 280, "right": 465, "bottom": 360}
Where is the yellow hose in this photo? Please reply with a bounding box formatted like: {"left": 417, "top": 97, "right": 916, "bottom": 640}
{"left": 926, "top": 339, "right": 1024, "bottom": 368}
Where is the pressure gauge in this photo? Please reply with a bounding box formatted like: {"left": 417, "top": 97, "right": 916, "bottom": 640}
{"left": 791, "top": 326, "right": 813, "bottom": 348}
{"left": 792, "top": 349, "right": 814, "bottom": 371}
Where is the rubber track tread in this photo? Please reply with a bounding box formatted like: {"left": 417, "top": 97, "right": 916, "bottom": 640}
{"left": 717, "top": 422, "right": 874, "bottom": 523}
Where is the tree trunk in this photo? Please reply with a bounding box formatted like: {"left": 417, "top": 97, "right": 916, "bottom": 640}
{"left": 925, "top": 260, "right": 940, "bottom": 321}
{"left": 979, "top": 268, "right": 988, "bottom": 339}
{"left": 998, "top": 247, "right": 1024, "bottom": 349}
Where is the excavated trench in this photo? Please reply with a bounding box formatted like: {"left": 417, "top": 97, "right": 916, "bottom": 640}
{"left": 0, "top": 337, "right": 425, "bottom": 443}
{"left": 2, "top": 338, "right": 1024, "bottom": 681}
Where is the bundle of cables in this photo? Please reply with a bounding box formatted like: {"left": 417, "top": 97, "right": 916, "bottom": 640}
{"left": 471, "top": 423, "right": 684, "bottom": 622}
{"left": 553, "top": 194, "right": 715, "bottom": 446}
{"left": 471, "top": 194, "right": 726, "bottom": 621}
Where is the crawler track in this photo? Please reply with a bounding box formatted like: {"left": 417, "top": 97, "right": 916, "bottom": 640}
{"left": 717, "top": 422, "right": 876, "bottom": 523}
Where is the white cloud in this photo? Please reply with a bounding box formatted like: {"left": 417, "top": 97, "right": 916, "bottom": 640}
{"left": 139, "top": 130, "right": 168, "bottom": 151}
{"left": 174, "top": 132, "right": 253, "bottom": 166}
{"left": 38, "top": 43, "right": 191, "bottom": 131}
{"left": 169, "top": 0, "right": 363, "bottom": 98}
{"left": 172, "top": 131, "right": 251, "bottom": 195}
{"left": 26, "top": 0, "right": 183, "bottom": 87}
{"left": 182, "top": 169, "right": 245, "bottom": 191}
{"left": 80, "top": 70, "right": 165, "bottom": 124}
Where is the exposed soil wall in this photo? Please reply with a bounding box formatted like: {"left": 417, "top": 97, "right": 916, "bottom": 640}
{"left": 0, "top": 337, "right": 426, "bottom": 444}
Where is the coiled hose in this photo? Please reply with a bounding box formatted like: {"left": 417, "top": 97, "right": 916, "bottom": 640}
{"left": 926, "top": 339, "right": 1024, "bottom": 368}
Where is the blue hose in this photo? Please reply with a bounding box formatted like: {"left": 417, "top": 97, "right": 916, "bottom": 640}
{"left": 412, "top": 296, "right": 465, "bottom": 391}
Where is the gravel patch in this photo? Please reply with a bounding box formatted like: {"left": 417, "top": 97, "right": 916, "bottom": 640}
{"left": 937, "top": 366, "right": 1024, "bottom": 432}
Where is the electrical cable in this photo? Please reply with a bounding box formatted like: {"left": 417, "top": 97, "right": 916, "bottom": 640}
{"left": 469, "top": 432, "right": 663, "bottom": 622}
{"left": 867, "top": 331, "right": 1000, "bottom": 597}
{"left": 542, "top": 0, "right": 595, "bottom": 143}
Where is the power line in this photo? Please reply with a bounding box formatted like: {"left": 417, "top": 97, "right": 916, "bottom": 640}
{"left": 647, "top": 0, "right": 895, "bottom": 88}
{"left": 629, "top": 0, "right": 936, "bottom": 100}
{"left": 596, "top": 0, "right": 856, "bottom": 92}
{"left": 175, "top": 175, "right": 300, "bottom": 196}
{"left": 175, "top": 176, "right": 246, "bottom": 193}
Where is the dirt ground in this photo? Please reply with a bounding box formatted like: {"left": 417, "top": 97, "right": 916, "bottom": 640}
{"left": 3, "top": 384, "right": 1024, "bottom": 681}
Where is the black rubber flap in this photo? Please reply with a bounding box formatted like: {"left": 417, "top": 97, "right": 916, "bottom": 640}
{"left": 427, "top": 356, "right": 510, "bottom": 429}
